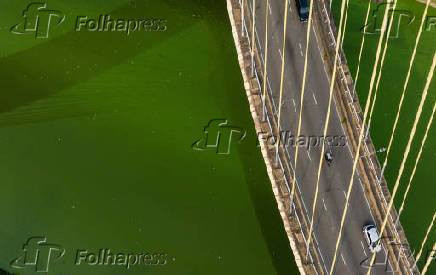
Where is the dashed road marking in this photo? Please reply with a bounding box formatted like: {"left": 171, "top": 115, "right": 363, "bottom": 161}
{"left": 238, "top": 5, "right": 379, "bottom": 274}
{"left": 323, "top": 197, "right": 327, "bottom": 211}
{"left": 268, "top": 2, "right": 272, "bottom": 15}
{"left": 298, "top": 43, "right": 304, "bottom": 56}
{"left": 292, "top": 98, "right": 297, "bottom": 112}
{"left": 278, "top": 48, "right": 282, "bottom": 59}
{"left": 343, "top": 190, "right": 347, "bottom": 200}
{"left": 312, "top": 91, "right": 318, "bottom": 105}
{"left": 341, "top": 253, "right": 347, "bottom": 265}
{"left": 307, "top": 150, "right": 312, "bottom": 160}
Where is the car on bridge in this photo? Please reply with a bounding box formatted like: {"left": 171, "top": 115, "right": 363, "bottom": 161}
{"left": 295, "top": 0, "right": 309, "bottom": 22}
{"left": 363, "top": 224, "right": 382, "bottom": 253}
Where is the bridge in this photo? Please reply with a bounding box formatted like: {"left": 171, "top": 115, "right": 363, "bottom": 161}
{"left": 227, "top": 0, "right": 436, "bottom": 274}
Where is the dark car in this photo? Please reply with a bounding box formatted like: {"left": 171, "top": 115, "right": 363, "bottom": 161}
{"left": 296, "top": 0, "right": 309, "bottom": 22}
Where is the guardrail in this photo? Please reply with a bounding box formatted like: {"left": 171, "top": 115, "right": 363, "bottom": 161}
{"left": 312, "top": 0, "right": 419, "bottom": 273}
{"left": 228, "top": 0, "right": 325, "bottom": 274}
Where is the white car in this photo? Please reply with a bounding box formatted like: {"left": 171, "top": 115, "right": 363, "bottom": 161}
{"left": 363, "top": 224, "right": 381, "bottom": 253}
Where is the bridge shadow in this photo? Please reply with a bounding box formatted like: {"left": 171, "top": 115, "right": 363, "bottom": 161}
{"left": 236, "top": 132, "right": 301, "bottom": 275}
{"left": 0, "top": 0, "right": 206, "bottom": 117}
{"left": 210, "top": 5, "right": 300, "bottom": 275}
{"left": 1, "top": 0, "right": 299, "bottom": 273}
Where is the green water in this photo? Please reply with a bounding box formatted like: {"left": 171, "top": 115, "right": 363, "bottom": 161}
{"left": 332, "top": 0, "right": 436, "bottom": 272}
{"left": 0, "top": 0, "right": 298, "bottom": 274}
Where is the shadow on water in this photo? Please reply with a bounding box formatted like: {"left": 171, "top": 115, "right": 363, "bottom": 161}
{"left": 0, "top": 0, "right": 209, "bottom": 115}
{"left": 0, "top": 0, "right": 298, "bottom": 273}
{"left": 237, "top": 136, "right": 300, "bottom": 275}
{"left": 0, "top": 268, "right": 15, "bottom": 275}
{"left": 203, "top": 2, "right": 300, "bottom": 275}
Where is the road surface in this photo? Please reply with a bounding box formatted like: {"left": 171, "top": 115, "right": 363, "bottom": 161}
{"left": 246, "top": 1, "right": 396, "bottom": 274}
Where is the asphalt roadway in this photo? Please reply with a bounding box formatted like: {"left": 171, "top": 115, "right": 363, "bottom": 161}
{"left": 245, "top": 1, "right": 396, "bottom": 274}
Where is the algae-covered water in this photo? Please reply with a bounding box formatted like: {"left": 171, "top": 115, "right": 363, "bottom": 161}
{"left": 0, "top": 0, "right": 298, "bottom": 274}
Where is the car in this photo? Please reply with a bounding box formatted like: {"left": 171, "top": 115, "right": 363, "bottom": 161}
{"left": 325, "top": 151, "right": 333, "bottom": 166}
{"left": 363, "top": 224, "right": 382, "bottom": 253}
{"left": 296, "top": 0, "right": 309, "bottom": 22}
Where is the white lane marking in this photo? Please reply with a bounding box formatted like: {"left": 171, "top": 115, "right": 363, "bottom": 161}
{"left": 252, "top": 12, "right": 344, "bottom": 274}
{"left": 284, "top": 149, "right": 329, "bottom": 275}
{"left": 343, "top": 190, "right": 347, "bottom": 200}
{"left": 278, "top": 48, "right": 282, "bottom": 59}
{"left": 250, "top": 13, "right": 328, "bottom": 274}
{"left": 307, "top": 150, "right": 312, "bottom": 161}
{"left": 323, "top": 197, "right": 327, "bottom": 211}
{"left": 264, "top": 9, "right": 381, "bottom": 273}
{"left": 341, "top": 253, "right": 347, "bottom": 265}
{"left": 298, "top": 44, "right": 304, "bottom": 56}
{"left": 340, "top": 254, "right": 348, "bottom": 266}
{"left": 310, "top": 20, "right": 358, "bottom": 164}
{"left": 268, "top": 2, "right": 272, "bottom": 15}
{"left": 312, "top": 91, "right": 318, "bottom": 105}
{"left": 309, "top": 12, "right": 380, "bottom": 259}
{"left": 361, "top": 241, "right": 367, "bottom": 256}
{"left": 292, "top": 98, "right": 297, "bottom": 112}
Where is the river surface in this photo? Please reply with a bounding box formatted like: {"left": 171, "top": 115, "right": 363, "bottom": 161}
{"left": 0, "top": 0, "right": 299, "bottom": 274}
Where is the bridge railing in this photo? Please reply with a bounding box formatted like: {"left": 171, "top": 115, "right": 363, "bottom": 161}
{"left": 313, "top": 0, "right": 419, "bottom": 273}
{"left": 231, "top": 0, "right": 327, "bottom": 274}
